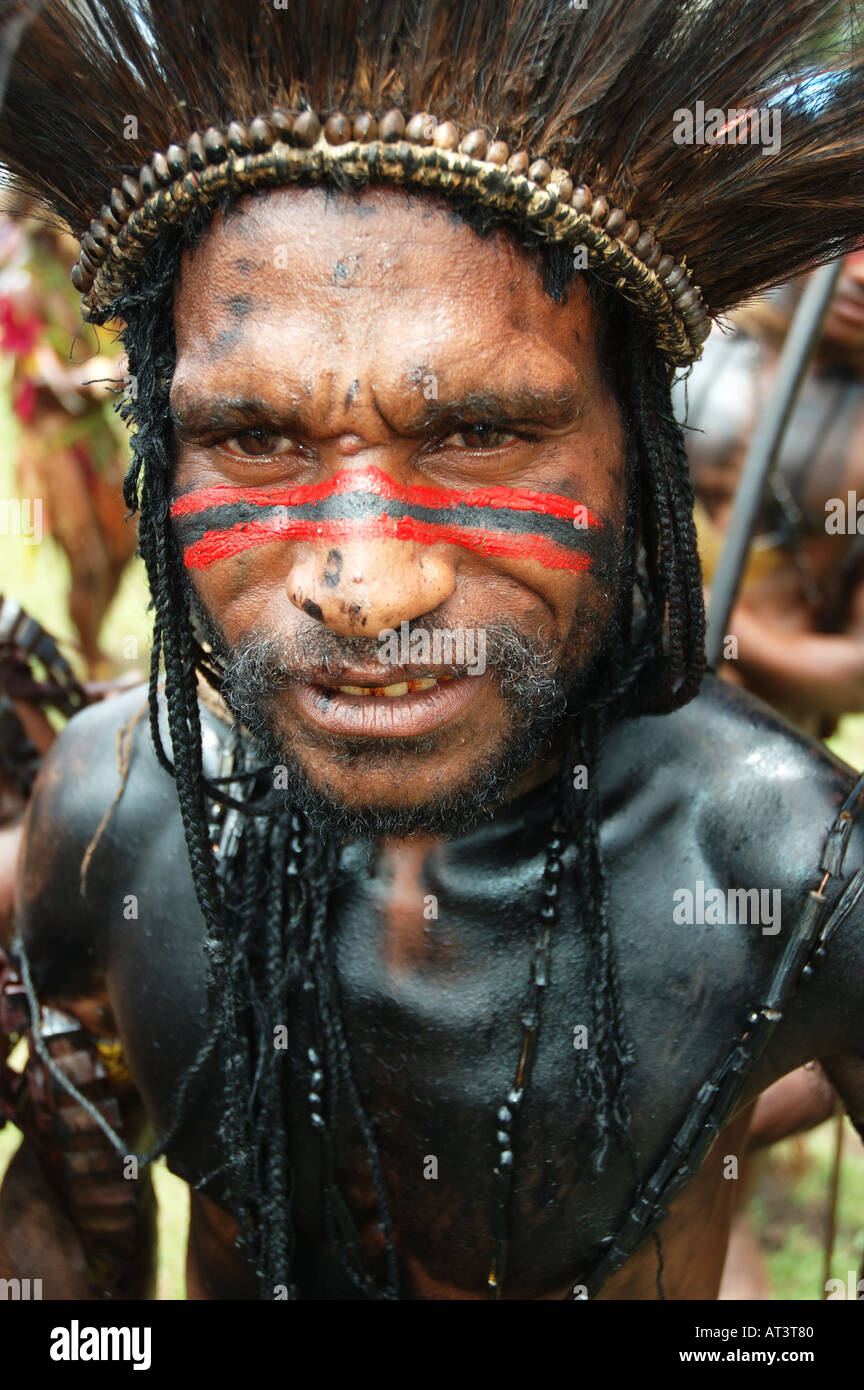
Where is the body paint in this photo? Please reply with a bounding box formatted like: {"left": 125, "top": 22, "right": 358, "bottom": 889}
{"left": 171, "top": 467, "right": 603, "bottom": 573}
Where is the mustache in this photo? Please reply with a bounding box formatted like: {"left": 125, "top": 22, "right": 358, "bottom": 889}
{"left": 186, "top": 596, "right": 616, "bottom": 836}
{"left": 214, "top": 619, "right": 563, "bottom": 701}
{"left": 191, "top": 605, "right": 570, "bottom": 730}
{"left": 207, "top": 617, "right": 573, "bottom": 836}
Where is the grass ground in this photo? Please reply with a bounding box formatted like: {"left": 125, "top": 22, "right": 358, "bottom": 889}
{"left": 1, "top": 363, "right": 863, "bottom": 1299}
{"left": 753, "top": 1120, "right": 864, "bottom": 1299}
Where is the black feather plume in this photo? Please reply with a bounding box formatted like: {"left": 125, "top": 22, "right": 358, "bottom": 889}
{"left": 0, "top": 1, "right": 863, "bottom": 330}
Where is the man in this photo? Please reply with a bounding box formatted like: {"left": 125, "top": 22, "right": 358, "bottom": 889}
{"left": 678, "top": 253, "right": 864, "bottom": 739}
{"left": 0, "top": 597, "right": 150, "bottom": 1299}
{"left": 2, "top": 0, "right": 864, "bottom": 1302}
{"left": 677, "top": 258, "right": 864, "bottom": 1298}
{"left": 0, "top": 211, "right": 136, "bottom": 674}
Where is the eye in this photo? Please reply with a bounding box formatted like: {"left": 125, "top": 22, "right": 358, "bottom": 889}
{"left": 439, "top": 424, "right": 520, "bottom": 450}
{"left": 221, "top": 429, "right": 298, "bottom": 458}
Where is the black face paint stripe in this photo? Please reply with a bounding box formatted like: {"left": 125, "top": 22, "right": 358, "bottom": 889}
{"left": 171, "top": 467, "right": 599, "bottom": 527}
{"left": 174, "top": 493, "right": 603, "bottom": 556}
{"left": 182, "top": 514, "right": 601, "bottom": 573}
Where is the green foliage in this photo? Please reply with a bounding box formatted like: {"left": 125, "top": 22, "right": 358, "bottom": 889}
{"left": 753, "top": 1120, "right": 864, "bottom": 1300}
{"left": 0, "top": 360, "right": 151, "bottom": 673}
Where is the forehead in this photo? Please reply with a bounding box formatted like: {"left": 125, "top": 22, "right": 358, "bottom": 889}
{"left": 171, "top": 184, "right": 603, "bottom": 408}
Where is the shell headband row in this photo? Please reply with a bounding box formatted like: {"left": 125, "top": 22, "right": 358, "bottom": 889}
{"left": 72, "top": 106, "right": 711, "bottom": 365}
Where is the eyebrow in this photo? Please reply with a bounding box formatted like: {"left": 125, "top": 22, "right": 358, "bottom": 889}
{"left": 170, "top": 384, "right": 584, "bottom": 442}
{"left": 405, "top": 387, "right": 583, "bottom": 434}
{"left": 171, "top": 397, "right": 306, "bottom": 441}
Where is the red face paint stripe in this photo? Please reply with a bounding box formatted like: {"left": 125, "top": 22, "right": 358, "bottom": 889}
{"left": 182, "top": 515, "right": 594, "bottom": 573}
{"left": 170, "top": 467, "right": 599, "bottom": 528}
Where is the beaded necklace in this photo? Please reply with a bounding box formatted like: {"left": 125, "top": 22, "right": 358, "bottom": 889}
{"left": 205, "top": 729, "right": 864, "bottom": 1301}
{"left": 487, "top": 823, "right": 564, "bottom": 1297}
{"left": 294, "top": 817, "right": 566, "bottom": 1301}
{"left": 8, "top": 682, "right": 858, "bottom": 1304}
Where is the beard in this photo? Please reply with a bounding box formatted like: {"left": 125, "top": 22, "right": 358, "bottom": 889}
{"left": 191, "top": 592, "right": 623, "bottom": 839}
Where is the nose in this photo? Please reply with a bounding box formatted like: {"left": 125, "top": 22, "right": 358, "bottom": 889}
{"left": 286, "top": 536, "right": 457, "bottom": 637}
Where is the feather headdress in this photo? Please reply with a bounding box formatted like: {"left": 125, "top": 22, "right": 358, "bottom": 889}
{"left": 1, "top": 0, "right": 863, "bottom": 363}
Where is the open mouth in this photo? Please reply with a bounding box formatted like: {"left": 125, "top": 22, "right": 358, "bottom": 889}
{"left": 332, "top": 674, "right": 455, "bottom": 697}
{"left": 291, "top": 669, "right": 482, "bottom": 738}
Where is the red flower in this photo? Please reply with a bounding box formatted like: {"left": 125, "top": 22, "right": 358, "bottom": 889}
{"left": 12, "top": 378, "right": 36, "bottom": 422}
{"left": 0, "top": 297, "right": 42, "bottom": 356}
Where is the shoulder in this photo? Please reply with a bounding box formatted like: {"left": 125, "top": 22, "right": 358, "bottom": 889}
{"left": 606, "top": 673, "right": 854, "bottom": 857}
{"left": 14, "top": 682, "right": 232, "bottom": 1003}
{"left": 603, "top": 674, "right": 864, "bottom": 1054}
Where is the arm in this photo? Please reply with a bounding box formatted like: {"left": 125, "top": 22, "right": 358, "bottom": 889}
{"left": 0, "top": 990, "right": 158, "bottom": 1300}
{"left": 724, "top": 600, "right": 864, "bottom": 717}
{"left": 744, "top": 1062, "right": 837, "bottom": 1154}
{"left": 0, "top": 710, "right": 159, "bottom": 1300}
{"left": 186, "top": 1191, "right": 258, "bottom": 1300}
{"left": 820, "top": 1054, "right": 864, "bottom": 1143}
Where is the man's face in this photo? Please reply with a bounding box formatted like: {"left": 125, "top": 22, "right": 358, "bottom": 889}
{"left": 823, "top": 250, "right": 864, "bottom": 357}
{"left": 170, "top": 185, "right": 627, "bottom": 834}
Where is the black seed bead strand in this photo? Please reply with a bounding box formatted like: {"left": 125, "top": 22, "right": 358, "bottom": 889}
{"left": 487, "top": 821, "right": 565, "bottom": 1299}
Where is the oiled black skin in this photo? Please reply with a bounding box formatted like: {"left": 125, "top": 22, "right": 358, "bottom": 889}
{"left": 14, "top": 674, "right": 864, "bottom": 1298}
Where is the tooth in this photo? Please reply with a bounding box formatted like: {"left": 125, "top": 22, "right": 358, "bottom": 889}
{"left": 335, "top": 680, "right": 415, "bottom": 696}
{"left": 408, "top": 677, "right": 438, "bottom": 692}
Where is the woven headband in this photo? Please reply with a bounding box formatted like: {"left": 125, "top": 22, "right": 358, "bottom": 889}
{"left": 72, "top": 106, "right": 711, "bottom": 365}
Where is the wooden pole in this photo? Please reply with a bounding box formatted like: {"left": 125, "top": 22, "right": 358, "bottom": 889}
{"left": 822, "top": 1109, "right": 844, "bottom": 1297}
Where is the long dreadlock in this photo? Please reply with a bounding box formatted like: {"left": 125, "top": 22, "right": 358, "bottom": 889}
{"left": 0, "top": 0, "right": 860, "bottom": 1306}
{"left": 100, "top": 183, "right": 705, "bottom": 1297}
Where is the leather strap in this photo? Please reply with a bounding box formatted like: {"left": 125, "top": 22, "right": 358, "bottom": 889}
{"left": 579, "top": 768, "right": 864, "bottom": 1299}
